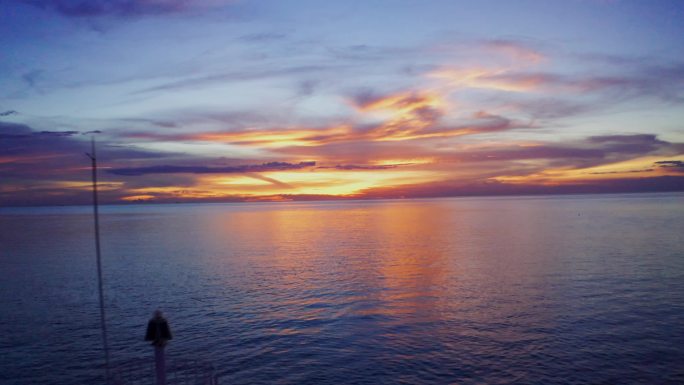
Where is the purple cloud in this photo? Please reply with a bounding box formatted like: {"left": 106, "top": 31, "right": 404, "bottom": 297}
{"left": 134, "top": 65, "right": 333, "bottom": 95}
{"left": 24, "top": 0, "right": 194, "bottom": 18}
{"left": 588, "top": 134, "right": 675, "bottom": 154}
{"left": 486, "top": 62, "right": 684, "bottom": 102}
{"left": 319, "top": 164, "right": 400, "bottom": 170}
{"left": 239, "top": 32, "right": 288, "bottom": 42}
{"left": 109, "top": 161, "right": 317, "bottom": 176}
{"left": 453, "top": 146, "right": 605, "bottom": 163}
{"left": 358, "top": 176, "right": 684, "bottom": 199}
{"left": 655, "top": 160, "right": 684, "bottom": 172}
{"left": 0, "top": 121, "right": 169, "bottom": 180}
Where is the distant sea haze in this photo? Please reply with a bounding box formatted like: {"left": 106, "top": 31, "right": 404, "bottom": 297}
{"left": 1, "top": 193, "right": 683, "bottom": 384}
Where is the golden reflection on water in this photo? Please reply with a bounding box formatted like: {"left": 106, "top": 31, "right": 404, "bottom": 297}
{"left": 370, "top": 204, "right": 455, "bottom": 320}
{"left": 196, "top": 201, "right": 480, "bottom": 326}
{"left": 187, "top": 197, "right": 601, "bottom": 350}
{"left": 4, "top": 195, "right": 683, "bottom": 384}
{"left": 182, "top": 200, "right": 574, "bottom": 327}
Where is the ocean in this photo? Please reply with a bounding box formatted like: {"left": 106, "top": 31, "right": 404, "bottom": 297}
{"left": 1, "top": 193, "right": 683, "bottom": 384}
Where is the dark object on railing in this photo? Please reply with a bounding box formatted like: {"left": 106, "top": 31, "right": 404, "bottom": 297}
{"left": 145, "top": 310, "right": 173, "bottom": 385}
{"left": 145, "top": 310, "right": 173, "bottom": 346}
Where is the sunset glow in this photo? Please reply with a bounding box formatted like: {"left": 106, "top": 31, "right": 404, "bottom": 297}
{"left": 1, "top": 1, "right": 683, "bottom": 206}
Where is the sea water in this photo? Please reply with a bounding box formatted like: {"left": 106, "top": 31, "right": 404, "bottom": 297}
{"left": 1, "top": 193, "right": 683, "bottom": 384}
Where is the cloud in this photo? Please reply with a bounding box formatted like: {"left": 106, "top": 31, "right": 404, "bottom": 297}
{"left": 442, "top": 134, "right": 683, "bottom": 171}
{"left": 275, "top": 137, "right": 607, "bottom": 171}
{"left": 0, "top": 130, "right": 80, "bottom": 139}
{"left": 480, "top": 39, "right": 547, "bottom": 64}
{"left": 319, "top": 164, "right": 401, "bottom": 170}
{"left": 274, "top": 140, "right": 433, "bottom": 165}
{"left": 0, "top": 124, "right": 100, "bottom": 139}
{"left": 356, "top": 176, "right": 684, "bottom": 199}
{"left": 284, "top": 133, "right": 682, "bottom": 178}
{"left": 655, "top": 160, "right": 684, "bottom": 172}
{"left": 0, "top": 121, "right": 170, "bottom": 181}
{"left": 22, "top": 0, "right": 219, "bottom": 18}
{"left": 430, "top": 37, "right": 547, "bottom": 67}
{"left": 244, "top": 173, "right": 293, "bottom": 188}
{"left": 296, "top": 79, "right": 319, "bottom": 97}
{"left": 448, "top": 145, "right": 605, "bottom": 163}
{"left": 3, "top": 119, "right": 682, "bottom": 206}
{"left": 0, "top": 110, "right": 18, "bottom": 117}
{"left": 504, "top": 98, "right": 591, "bottom": 119}
{"left": 121, "top": 88, "right": 528, "bottom": 149}
{"left": 352, "top": 91, "right": 442, "bottom": 112}
{"left": 125, "top": 112, "right": 522, "bottom": 148}
{"left": 21, "top": 70, "right": 43, "bottom": 88}
{"left": 430, "top": 61, "right": 684, "bottom": 103}
{"left": 109, "top": 161, "right": 316, "bottom": 176}
{"left": 0, "top": 121, "right": 82, "bottom": 140}
{"left": 480, "top": 72, "right": 565, "bottom": 92}
{"left": 239, "top": 32, "right": 288, "bottom": 42}
{"left": 133, "top": 65, "right": 334, "bottom": 95}
{"left": 590, "top": 169, "right": 654, "bottom": 175}
{"left": 587, "top": 134, "right": 675, "bottom": 155}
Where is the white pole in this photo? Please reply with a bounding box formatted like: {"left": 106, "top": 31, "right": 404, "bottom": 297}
{"left": 154, "top": 345, "right": 167, "bottom": 385}
{"left": 87, "top": 138, "right": 111, "bottom": 384}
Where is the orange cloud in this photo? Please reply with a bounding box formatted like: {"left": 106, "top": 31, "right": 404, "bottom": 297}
{"left": 494, "top": 155, "right": 684, "bottom": 185}
{"left": 350, "top": 91, "right": 446, "bottom": 141}
{"left": 483, "top": 39, "right": 547, "bottom": 64}
{"left": 195, "top": 126, "right": 352, "bottom": 147}
{"left": 355, "top": 91, "right": 444, "bottom": 113}
{"left": 131, "top": 90, "right": 514, "bottom": 149}
{"left": 429, "top": 67, "right": 551, "bottom": 93}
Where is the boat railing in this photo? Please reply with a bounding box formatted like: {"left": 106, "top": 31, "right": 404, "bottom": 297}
{"left": 110, "top": 356, "right": 218, "bottom": 385}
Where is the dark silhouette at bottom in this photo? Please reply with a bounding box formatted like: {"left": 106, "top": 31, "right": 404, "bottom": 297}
{"left": 145, "top": 310, "right": 173, "bottom": 385}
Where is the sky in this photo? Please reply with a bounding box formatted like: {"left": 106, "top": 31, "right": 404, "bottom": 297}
{"left": 1, "top": 0, "right": 683, "bottom": 206}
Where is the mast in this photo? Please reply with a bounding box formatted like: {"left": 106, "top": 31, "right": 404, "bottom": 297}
{"left": 86, "top": 138, "right": 111, "bottom": 384}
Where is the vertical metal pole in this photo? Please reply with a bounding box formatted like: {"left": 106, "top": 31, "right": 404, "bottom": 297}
{"left": 154, "top": 345, "right": 166, "bottom": 385}
{"left": 89, "top": 138, "right": 111, "bottom": 384}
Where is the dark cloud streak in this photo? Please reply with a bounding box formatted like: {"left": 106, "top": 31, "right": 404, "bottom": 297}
{"left": 357, "top": 176, "right": 684, "bottom": 199}
{"left": 319, "top": 164, "right": 400, "bottom": 170}
{"left": 109, "top": 161, "right": 317, "bottom": 176}
{"left": 24, "top": 0, "right": 196, "bottom": 18}
{"left": 133, "top": 65, "right": 335, "bottom": 95}
{"left": 655, "top": 160, "right": 684, "bottom": 172}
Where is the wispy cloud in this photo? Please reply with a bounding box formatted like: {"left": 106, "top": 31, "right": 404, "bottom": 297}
{"left": 239, "top": 32, "right": 288, "bottom": 42}
{"left": 123, "top": 107, "right": 523, "bottom": 148}
{"left": 430, "top": 62, "right": 684, "bottom": 102}
{"left": 109, "top": 161, "right": 316, "bottom": 176}
{"left": 0, "top": 130, "right": 80, "bottom": 139}
{"left": 0, "top": 121, "right": 169, "bottom": 181}
{"left": 356, "top": 175, "right": 684, "bottom": 199}
{"left": 318, "top": 164, "right": 402, "bottom": 170}
{"left": 480, "top": 39, "right": 547, "bottom": 64}
{"left": 133, "top": 65, "right": 334, "bottom": 95}
{"left": 655, "top": 160, "right": 684, "bottom": 172}
{"left": 22, "top": 0, "right": 232, "bottom": 18}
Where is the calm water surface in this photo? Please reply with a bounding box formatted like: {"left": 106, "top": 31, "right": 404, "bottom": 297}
{"left": 1, "top": 194, "right": 683, "bottom": 384}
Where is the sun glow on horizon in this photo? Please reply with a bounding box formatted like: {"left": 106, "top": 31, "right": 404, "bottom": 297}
{"left": 492, "top": 155, "right": 684, "bottom": 185}
{"left": 2, "top": 1, "right": 683, "bottom": 206}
